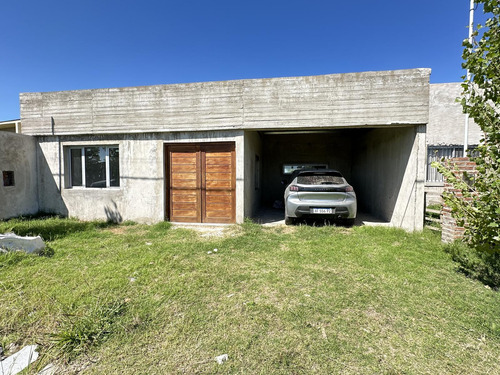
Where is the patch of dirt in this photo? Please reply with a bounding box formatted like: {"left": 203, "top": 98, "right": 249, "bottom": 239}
{"left": 106, "top": 226, "right": 129, "bottom": 235}
{"left": 172, "top": 224, "right": 241, "bottom": 239}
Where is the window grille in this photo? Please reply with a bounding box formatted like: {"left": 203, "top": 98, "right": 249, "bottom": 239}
{"left": 426, "top": 145, "right": 477, "bottom": 182}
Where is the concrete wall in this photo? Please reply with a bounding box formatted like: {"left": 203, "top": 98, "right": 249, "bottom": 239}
{"left": 428, "top": 83, "right": 482, "bottom": 146}
{"left": 352, "top": 126, "right": 426, "bottom": 230}
{"left": 20, "top": 69, "right": 430, "bottom": 136}
{"left": 0, "top": 132, "right": 39, "bottom": 219}
{"left": 243, "top": 131, "right": 263, "bottom": 218}
{"left": 36, "top": 130, "right": 245, "bottom": 223}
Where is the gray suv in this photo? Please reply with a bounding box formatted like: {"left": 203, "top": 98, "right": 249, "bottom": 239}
{"left": 283, "top": 169, "right": 357, "bottom": 225}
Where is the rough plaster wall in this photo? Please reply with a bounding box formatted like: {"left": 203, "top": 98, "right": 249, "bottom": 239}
{"left": 352, "top": 127, "right": 425, "bottom": 230}
{"left": 0, "top": 132, "right": 38, "bottom": 219}
{"left": 428, "top": 83, "right": 483, "bottom": 145}
{"left": 243, "top": 131, "right": 263, "bottom": 218}
{"left": 36, "top": 130, "right": 244, "bottom": 223}
{"left": 261, "top": 132, "right": 354, "bottom": 207}
{"left": 21, "top": 69, "right": 430, "bottom": 136}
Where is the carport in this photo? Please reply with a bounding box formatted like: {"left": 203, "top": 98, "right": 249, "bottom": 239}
{"left": 244, "top": 125, "right": 425, "bottom": 231}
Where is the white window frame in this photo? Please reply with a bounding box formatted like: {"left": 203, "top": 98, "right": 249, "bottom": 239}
{"left": 67, "top": 146, "right": 119, "bottom": 189}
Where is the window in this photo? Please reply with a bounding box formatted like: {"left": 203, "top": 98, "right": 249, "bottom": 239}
{"left": 2, "top": 171, "right": 14, "bottom": 186}
{"left": 426, "top": 145, "right": 478, "bottom": 182}
{"left": 282, "top": 163, "right": 328, "bottom": 175}
{"left": 296, "top": 171, "right": 344, "bottom": 185}
{"left": 68, "top": 146, "right": 120, "bottom": 188}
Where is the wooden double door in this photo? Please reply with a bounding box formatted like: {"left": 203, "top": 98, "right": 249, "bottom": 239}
{"left": 165, "top": 143, "right": 236, "bottom": 223}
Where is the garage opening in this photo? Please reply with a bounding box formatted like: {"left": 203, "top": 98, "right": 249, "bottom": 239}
{"left": 247, "top": 127, "right": 419, "bottom": 225}
{"left": 165, "top": 142, "right": 236, "bottom": 223}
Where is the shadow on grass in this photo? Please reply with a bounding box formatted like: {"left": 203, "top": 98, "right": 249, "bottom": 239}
{"left": 0, "top": 213, "right": 117, "bottom": 242}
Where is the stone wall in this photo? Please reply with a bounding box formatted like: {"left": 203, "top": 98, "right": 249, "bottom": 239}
{"left": 441, "top": 157, "right": 476, "bottom": 243}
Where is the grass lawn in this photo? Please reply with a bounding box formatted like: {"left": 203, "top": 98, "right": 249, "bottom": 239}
{"left": 0, "top": 217, "right": 499, "bottom": 374}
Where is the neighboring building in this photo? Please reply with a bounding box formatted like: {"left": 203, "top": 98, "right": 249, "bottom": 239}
{"left": 425, "top": 83, "right": 483, "bottom": 204}
{"left": 2, "top": 68, "right": 436, "bottom": 230}
{"left": 0, "top": 119, "right": 22, "bottom": 133}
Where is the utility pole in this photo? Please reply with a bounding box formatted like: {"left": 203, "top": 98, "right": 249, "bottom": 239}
{"left": 464, "top": 0, "right": 475, "bottom": 154}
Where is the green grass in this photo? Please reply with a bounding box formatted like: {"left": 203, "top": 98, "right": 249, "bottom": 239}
{"left": 1, "top": 218, "right": 499, "bottom": 374}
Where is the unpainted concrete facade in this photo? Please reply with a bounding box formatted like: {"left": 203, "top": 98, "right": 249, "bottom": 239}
{"left": 16, "top": 69, "right": 431, "bottom": 230}
{"left": 36, "top": 131, "right": 245, "bottom": 223}
{"left": 0, "top": 132, "right": 38, "bottom": 219}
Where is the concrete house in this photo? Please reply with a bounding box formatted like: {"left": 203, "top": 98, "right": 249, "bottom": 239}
{"left": 4, "top": 68, "right": 433, "bottom": 230}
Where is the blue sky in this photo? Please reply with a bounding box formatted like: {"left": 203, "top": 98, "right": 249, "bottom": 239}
{"left": 0, "top": 0, "right": 486, "bottom": 120}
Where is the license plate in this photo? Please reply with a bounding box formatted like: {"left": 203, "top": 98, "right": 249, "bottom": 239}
{"left": 311, "top": 208, "right": 333, "bottom": 214}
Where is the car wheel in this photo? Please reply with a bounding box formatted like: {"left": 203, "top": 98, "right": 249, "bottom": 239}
{"left": 285, "top": 216, "right": 294, "bottom": 225}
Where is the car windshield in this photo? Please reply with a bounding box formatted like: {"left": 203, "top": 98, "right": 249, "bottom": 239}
{"left": 296, "top": 173, "right": 344, "bottom": 185}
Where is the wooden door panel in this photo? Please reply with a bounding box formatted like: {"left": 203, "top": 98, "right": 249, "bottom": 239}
{"left": 172, "top": 202, "right": 198, "bottom": 211}
{"left": 171, "top": 179, "right": 197, "bottom": 188}
{"left": 167, "top": 143, "right": 235, "bottom": 223}
{"left": 171, "top": 164, "right": 197, "bottom": 173}
{"left": 205, "top": 172, "right": 232, "bottom": 181}
{"left": 171, "top": 152, "right": 197, "bottom": 159}
{"left": 206, "top": 180, "right": 232, "bottom": 189}
{"left": 206, "top": 202, "right": 232, "bottom": 212}
{"left": 202, "top": 145, "right": 235, "bottom": 223}
{"left": 171, "top": 172, "right": 198, "bottom": 181}
{"left": 206, "top": 193, "right": 232, "bottom": 204}
{"left": 205, "top": 157, "right": 232, "bottom": 165}
{"left": 205, "top": 164, "right": 232, "bottom": 173}
{"left": 171, "top": 193, "right": 198, "bottom": 203}
{"left": 168, "top": 147, "right": 201, "bottom": 223}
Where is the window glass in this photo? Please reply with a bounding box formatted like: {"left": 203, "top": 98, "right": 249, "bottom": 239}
{"left": 283, "top": 164, "right": 328, "bottom": 175}
{"left": 109, "top": 147, "right": 120, "bottom": 187}
{"left": 70, "top": 149, "right": 83, "bottom": 186}
{"left": 297, "top": 173, "right": 344, "bottom": 185}
{"left": 68, "top": 146, "right": 120, "bottom": 188}
{"left": 85, "top": 147, "right": 107, "bottom": 188}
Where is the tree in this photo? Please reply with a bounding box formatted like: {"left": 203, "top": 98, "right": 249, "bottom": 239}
{"left": 433, "top": 0, "right": 500, "bottom": 252}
